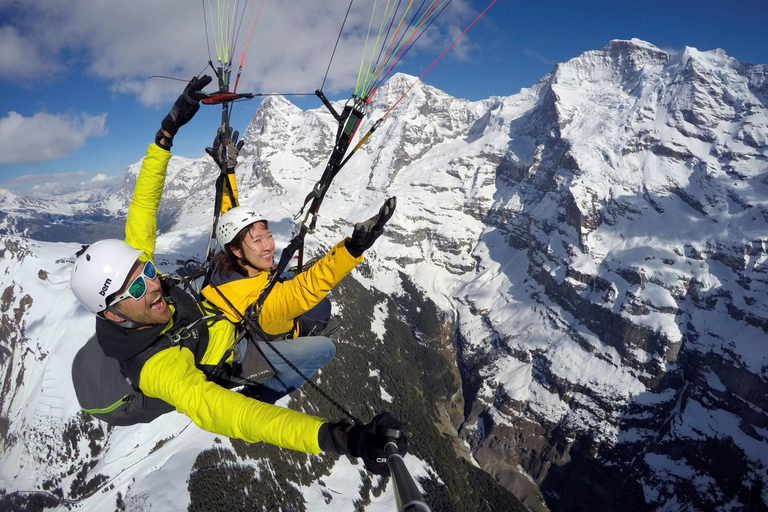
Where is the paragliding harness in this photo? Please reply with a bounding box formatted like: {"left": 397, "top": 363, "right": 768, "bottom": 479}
{"left": 75, "top": 0, "right": 499, "bottom": 424}
{"left": 187, "top": 0, "right": 497, "bottom": 418}
{"left": 71, "top": 275, "right": 236, "bottom": 426}
{"left": 185, "top": 90, "right": 372, "bottom": 424}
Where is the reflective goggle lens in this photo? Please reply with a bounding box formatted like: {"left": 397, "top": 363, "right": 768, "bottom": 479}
{"left": 107, "top": 260, "right": 157, "bottom": 306}
{"left": 126, "top": 274, "right": 147, "bottom": 299}
{"left": 143, "top": 260, "right": 157, "bottom": 280}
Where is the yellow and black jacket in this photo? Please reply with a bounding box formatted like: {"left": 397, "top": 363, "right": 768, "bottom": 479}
{"left": 95, "top": 143, "right": 329, "bottom": 453}
{"left": 200, "top": 240, "right": 363, "bottom": 337}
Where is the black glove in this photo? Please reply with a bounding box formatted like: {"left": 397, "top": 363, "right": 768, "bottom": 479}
{"left": 155, "top": 75, "right": 213, "bottom": 150}
{"left": 345, "top": 197, "right": 397, "bottom": 258}
{"left": 206, "top": 126, "right": 245, "bottom": 172}
{"left": 319, "top": 412, "right": 408, "bottom": 476}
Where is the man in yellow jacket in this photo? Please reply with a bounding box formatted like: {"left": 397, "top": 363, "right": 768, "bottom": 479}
{"left": 69, "top": 76, "right": 407, "bottom": 476}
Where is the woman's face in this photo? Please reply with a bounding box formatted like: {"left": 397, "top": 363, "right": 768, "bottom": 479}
{"left": 232, "top": 221, "right": 274, "bottom": 273}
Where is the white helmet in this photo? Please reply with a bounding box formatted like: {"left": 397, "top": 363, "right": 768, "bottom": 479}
{"left": 215, "top": 206, "right": 266, "bottom": 246}
{"left": 70, "top": 239, "right": 142, "bottom": 313}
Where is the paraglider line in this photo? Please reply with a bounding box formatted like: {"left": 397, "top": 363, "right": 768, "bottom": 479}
{"left": 320, "top": 0, "right": 356, "bottom": 92}
{"left": 380, "top": 0, "right": 497, "bottom": 117}
{"left": 375, "top": 0, "right": 406, "bottom": 74}
{"left": 147, "top": 75, "right": 190, "bottom": 82}
{"left": 360, "top": 0, "right": 426, "bottom": 97}
{"left": 366, "top": 0, "right": 451, "bottom": 98}
{"left": 382, "top": 0, "right": 439, "bottom": 80}
{"left": 202, "top": 0, "right": 214, "bottom": 64}
{"left": 147, "top": 65, "right": 210, "bottom": 84}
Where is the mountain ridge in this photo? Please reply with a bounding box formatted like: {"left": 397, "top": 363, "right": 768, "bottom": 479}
{"left": 1, "top": 39, "right": 767, "bottom": 511}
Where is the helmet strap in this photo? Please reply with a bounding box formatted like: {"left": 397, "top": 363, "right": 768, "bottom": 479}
{"left": 239, "top": 256, "right": 260, "bottom": 272}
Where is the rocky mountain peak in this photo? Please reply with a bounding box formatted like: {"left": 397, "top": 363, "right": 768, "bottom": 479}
{"left": 475, "top": 38, "right": 768, "bottom": 512}
{"left": 244, "top": 94, "right": 303, "bottom": 140}
{"left": 603, "top": 38, "right": 669, "bottom": 63}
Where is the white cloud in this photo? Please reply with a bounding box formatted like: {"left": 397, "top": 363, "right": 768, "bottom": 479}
{"left": 0, "top": 26, "right": 63, "bottom": 80}
{"left": 26, "top": 173, "right": 120, "bottom": 198}
{"left": 89, "top": 173, "right": 113, "bottom": 182}
{"left": 0, "top": 111, "right": 107, "bottom": 164}
{"left": 0, "top": 0, "right": 472, "bottom": 106}
{"left": 2, "top": 170, "right": 89, "bottom": 186}
{"left": 1, "top": 171, "right": 120, "bottom": 197}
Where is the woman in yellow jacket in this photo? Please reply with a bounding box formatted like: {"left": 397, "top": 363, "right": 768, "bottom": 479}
{"left": 200, "top": 194, "right": 396, "bottom": 403}
{"left": 69, "top": 75, "right": 406, "bottom": 476}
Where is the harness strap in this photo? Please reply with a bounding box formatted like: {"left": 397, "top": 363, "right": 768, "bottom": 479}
{"left": 163, "top": 313, "right": 222, "bottom": 346}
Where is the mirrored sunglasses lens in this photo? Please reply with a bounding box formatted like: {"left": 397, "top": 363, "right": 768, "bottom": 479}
{"left": 127, "top": 276, "right": 147, "bottom": 299}
{"left": 143, "top": 260, "right": 157, "bottom": 279}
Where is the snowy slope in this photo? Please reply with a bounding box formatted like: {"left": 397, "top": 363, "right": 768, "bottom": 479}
{"left": 455, "top": 39, "right": 768, "bottom": 512}
{"left": 1, "top": 39, "right": 767, "bottom": 512}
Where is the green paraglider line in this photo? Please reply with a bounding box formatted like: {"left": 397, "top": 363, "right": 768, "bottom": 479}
{"left": 362, "top": 0, "right": 450, "bottom": 98}
{"left": 377, "top": 0, "right": 416, "bottom": 77}
{"left": 360, "top": 0, "right": 437, "bottom": 97}
{"left": 354, "top": 0, "right": 384, "bottom": 95}
{"left": 377, "top": 0, "right": 499, "bottom": 116}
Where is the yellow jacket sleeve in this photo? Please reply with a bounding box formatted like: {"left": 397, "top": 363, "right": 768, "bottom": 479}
{"left": 220, "top": 171, "right": 239, "bottom": 213}
{"left": 201, "top": 240, "right": 363, "bottom": 334}
{"left": 124, "top": 143, "right": 172, "bottom": 260}
{"left": 139, "top": 345, "right": 327, "bottom": 453}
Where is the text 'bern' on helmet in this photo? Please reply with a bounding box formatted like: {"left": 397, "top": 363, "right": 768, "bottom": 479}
{"left": 215, "top": 206, "right": 266, "bottom": 247}
{"left": 70, "top": 239, "right": 143, "bottom": 313}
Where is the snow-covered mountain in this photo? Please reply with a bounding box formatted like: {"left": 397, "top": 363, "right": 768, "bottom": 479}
{"left": 459, "top": 38, "right": 768, "bottom": 512}
{"left": 1, "top": 38, "right": 767, "bottom": 511}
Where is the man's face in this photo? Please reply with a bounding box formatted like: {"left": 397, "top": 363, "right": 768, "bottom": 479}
{"left": 111, "top": 260, "right": 171, "bottom": 326}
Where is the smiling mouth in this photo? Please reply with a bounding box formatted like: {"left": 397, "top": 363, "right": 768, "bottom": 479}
{"left": 148, "top": 294, "right": 166, "bottom": 311}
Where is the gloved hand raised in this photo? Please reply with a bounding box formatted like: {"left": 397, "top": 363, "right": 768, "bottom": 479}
{"left": 345, "top": 197, "right": 397, "bottom": 258}
{"left": 206, "top": 126, "right": 245, "bottom": 172}
{"left": 155, "top": 75, "right": 213, "bottom": 150}
{"left": 319, "top": 411, "right": 408, "bottom": 476}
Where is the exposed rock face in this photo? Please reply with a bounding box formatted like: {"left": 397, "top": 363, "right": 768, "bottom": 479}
{"left": 454, "top": 39, "right": 768, "bottom": 512}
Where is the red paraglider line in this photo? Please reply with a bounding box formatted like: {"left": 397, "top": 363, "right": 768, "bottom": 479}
{"left": 379, "top": 0, "right": 498, "bottom": 117}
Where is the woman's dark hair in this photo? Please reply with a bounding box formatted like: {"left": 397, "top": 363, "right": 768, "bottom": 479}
{"left": 214, "top": 220, "right": 269, "bottom": 278}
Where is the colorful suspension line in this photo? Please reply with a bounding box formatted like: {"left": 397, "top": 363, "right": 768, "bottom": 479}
{"left": 354, "top": 0, "right": 403, "bottom": 97}
{"left": 233, "top": 0, "right": 267, "bottom": 93}
{"left": 360, "top": 0, "right": 420, "bottom": 95}
{"left": 362, "top": 0, "right": 452, "bottom": 100}
{"left": 301, "top": 0, "right": 480, "bottom": 244}
{"left": 382, "top": 0, "right": 498, "bottom": 117}
{"left": 243, "top": 0, "right": 498, "bottom": 316}
{"left": 307, "top": 0, "right": 450, "bottom": 202}
{"left": 305, "top": 0, "right": 498, "bottom": 215}
{"left": 356, "top": 0, "right": 450, "bottom": 100}
{"left": 200, "top": 0, "right": 264, "bottom": 282}
{"left": 359, "top": 0, "right": 404, "bottom": 94}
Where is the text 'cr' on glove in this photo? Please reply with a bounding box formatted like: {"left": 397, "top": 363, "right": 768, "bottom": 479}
{"left": 318, "top": 411, "right": 408, "bottom": 476}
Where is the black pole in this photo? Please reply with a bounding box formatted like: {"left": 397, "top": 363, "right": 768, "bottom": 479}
{"left": 385, "top": 442, "right": 431, "bottom": 512}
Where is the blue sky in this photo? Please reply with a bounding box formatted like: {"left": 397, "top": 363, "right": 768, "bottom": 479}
{"left": 1, "top": 0, "right": 767, "bottom": 195}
